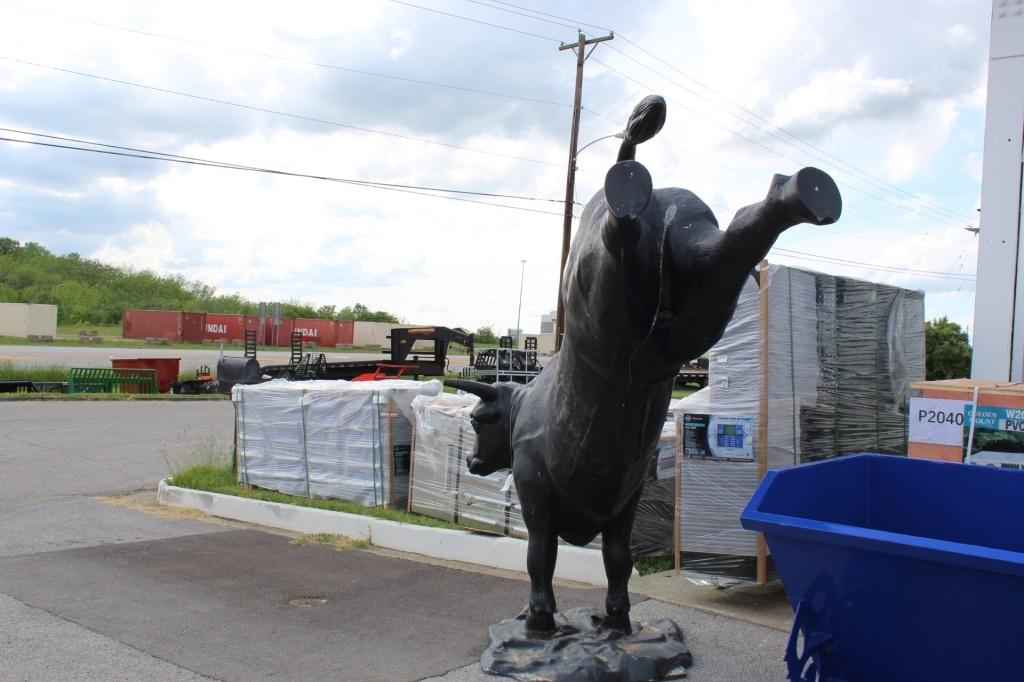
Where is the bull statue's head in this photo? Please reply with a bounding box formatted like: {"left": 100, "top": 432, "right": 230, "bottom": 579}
{"left": 444, "top": 379, "right": 521, "bottom": 476}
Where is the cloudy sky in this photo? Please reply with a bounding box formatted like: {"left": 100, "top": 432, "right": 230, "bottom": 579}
{"left": 0, "top": 0, "right": 990, "bottom": 333}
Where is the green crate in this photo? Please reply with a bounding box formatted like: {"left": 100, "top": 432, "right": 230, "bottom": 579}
{"left": 67, "top": 367, "right": 158, "bottom": 394}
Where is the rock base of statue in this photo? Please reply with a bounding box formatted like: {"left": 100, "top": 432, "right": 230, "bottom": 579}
{"left": 481, "top": 606, "right": 692, "bottom": 681}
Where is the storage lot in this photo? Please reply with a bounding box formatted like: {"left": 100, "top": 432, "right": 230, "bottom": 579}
{"left": 0, "top": 401, "right": 787, "bottom": 680}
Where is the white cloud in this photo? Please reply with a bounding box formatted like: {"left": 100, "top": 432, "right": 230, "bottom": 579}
{"left": 882, "top": 99, "right": 959, "bottom": 182}
{"left": 948, "top": 23, "right": 976, "bottom": 46}
{"left": 91, "top": 221, "right": 180, "bottom": 271}
{"left": 771, "top": 61, "right": 912, "bottom": 130}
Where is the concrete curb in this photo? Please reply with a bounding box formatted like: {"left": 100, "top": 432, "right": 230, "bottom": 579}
{"left": 158, "top": 480, "right": 612, "bottom": 585}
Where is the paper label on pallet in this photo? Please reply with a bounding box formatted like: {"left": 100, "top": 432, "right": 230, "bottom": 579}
{"left": 682, "top": 414, "right": 754, "bottom": 460}
{"left": 909, "top": 397, "right": 969, "bottom": 446}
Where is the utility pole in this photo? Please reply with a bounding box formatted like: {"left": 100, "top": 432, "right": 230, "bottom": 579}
{"left": 555, "top": 31, "right": 613, "bottom": 352}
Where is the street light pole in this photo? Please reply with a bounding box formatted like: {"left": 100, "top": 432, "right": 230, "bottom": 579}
{"left": 516, "top": 259, "right": 526, "bottom": 345}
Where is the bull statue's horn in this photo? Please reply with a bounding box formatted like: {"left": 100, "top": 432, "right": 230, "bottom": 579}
{"left": 602, "top": 160, "right": 652, "bottom": 252}
{"left": 444, "top": 379, "right": 499, "bottom": 402}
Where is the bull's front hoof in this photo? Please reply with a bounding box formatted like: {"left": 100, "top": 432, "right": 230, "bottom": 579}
{"left": 776, "top": 167, "right": 842, "bottom": 226}
{"left": 525, "top": 607, "right": 556, "bottom": 634}
{"left": 600, "top": 610, "right": 633, "bottom": 635}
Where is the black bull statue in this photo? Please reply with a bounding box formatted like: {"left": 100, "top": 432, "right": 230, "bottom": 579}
{"left": 447, "top": 96, "right": 841, "bottom": 634}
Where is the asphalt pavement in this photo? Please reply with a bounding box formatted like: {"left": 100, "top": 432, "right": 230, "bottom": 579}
{"left": 0, "top": 400, "right": 788, "bottom": 681}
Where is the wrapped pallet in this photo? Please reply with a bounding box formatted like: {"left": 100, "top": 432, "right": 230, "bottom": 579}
{"left": 674, "top": 263, "right": 925, "bottom": 582}
{"left": 408, "top": 392, "right": 527, "bottom": 538}
{"left": 629, "top": 418, "right": 679, "bottom": 558}
{"left": 233, "top": 379, "right": 441, "bottom": 508}
{"left": 409, "top": 393, "right": 680, "bottom": 554}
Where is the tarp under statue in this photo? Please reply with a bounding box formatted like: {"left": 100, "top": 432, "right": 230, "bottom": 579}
{"left": 447, "top": 95, "right": 842, "bottom": 681}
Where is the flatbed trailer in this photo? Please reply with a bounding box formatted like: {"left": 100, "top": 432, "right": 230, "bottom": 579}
{"left": 261, "top": 326, "right": 474, "bottom": 381}
{"left": 675, "top": 358, "right": 709, "bottom": 388}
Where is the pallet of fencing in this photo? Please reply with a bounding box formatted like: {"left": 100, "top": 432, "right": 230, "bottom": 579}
{"left": 673, "top": 262, "right": 925, "bottom": 583}
{"left": 408, "top": 393, "right": 528, "bottom": 538}
{"left": 410, "top": 392, "right": 681, "bottom": 554}
{"left": 630, "top": 418, "right": 679, "bottom": 559}
{"left": 233, "top": 379, "right": 441, "bottom": 508}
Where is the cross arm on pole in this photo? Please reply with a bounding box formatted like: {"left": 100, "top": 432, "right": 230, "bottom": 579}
{"left": 558, "top": 33, "right": 614, "bottom": 51}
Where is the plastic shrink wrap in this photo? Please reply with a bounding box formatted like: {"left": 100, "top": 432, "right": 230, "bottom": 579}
{"left": 233, "top": 379, "right": 441, "bottom": 508}
{"left": 630, "top": 418, "right": 680, "bottom": 558}
{"left": 674, "top": 264, "right": 925, "bottom": 581}
{"left": 408, "top": 393, "right": 528, "bottom": 538}
{"left": 410, "top": 393, "right": 681, "bottom": 555}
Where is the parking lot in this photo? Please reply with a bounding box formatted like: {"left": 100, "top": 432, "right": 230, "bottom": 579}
{"left": 0, "top": 398, "right": 787, "bottom": 681}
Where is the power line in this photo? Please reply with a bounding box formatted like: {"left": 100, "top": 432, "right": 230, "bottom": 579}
{"left": 0, "top": 126, "right": 568, "bottom": 203}
{"left": 588, "top": 55, "right": 966, "bottom": 230}
{"left": 601, "top": 43, "right": 971, "bottom": 227}
{"left": 0, "top": 2, "right": 571, "bottom": 110}
{"left": 462, "top": 0, "right": 580, "bottom": 31}
{"left": 456, "top": 0, "right": 974, "bottom": 223}
{"left": 585, "top": 105, "right": 975, "bottom": 245}
{"left": 467, "top": 0, "right": 610, "bottom": 33}
{"left": 608, "top": 36, "right": 974, "bottom": 224}
{"left": 0, "top": 132, "right": 574, "bottom": 216}
{"left": 384, "top": 0, "right": 561, "bottom": 42}
{"left": 771, "top": 248, "right": 975, "bottom": 280}
{"left": 2, "top": 56, "right": 566, "bottom": 169}
{"left": 813, "top": 225, "right": 976, "bottom": 255}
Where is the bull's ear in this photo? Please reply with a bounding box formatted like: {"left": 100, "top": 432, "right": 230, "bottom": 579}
{"left": 445, "top": 379, "right": 499, "bottom": 403}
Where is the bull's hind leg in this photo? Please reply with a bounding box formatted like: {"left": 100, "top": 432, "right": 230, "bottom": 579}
{"left": 600, "top": 489, "right": 643, "bottom": 633}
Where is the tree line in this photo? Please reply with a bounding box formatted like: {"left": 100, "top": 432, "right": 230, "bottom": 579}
{"left": 0, "top": 237, "right": 400, "bottom": 325}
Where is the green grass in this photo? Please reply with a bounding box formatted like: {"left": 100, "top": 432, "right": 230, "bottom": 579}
{"left": 292, "top": 532, "right": 372, "bottom": 550}
{"left": 635, "top": 555, "right": 675, "bottom": 576}
{"left": 169, "top": 462, "right": 463, "bottom": 531}
{"left": 0, "top": 361, "right": 69, "bottom": 382}
{"left": 56, "top": 324, "right": 122, "bottom": 340}
{"left": 671, "top": 385, "right": 699, "bottom": 400}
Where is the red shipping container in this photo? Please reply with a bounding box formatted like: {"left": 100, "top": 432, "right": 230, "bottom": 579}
{"left": 293, "top": 318, "right": 339, "bottom": 347}
{"left": 265, "top": 317, "right": 294, "bottom": 347}
{"left": 182, "top": 312, "right": 205, "bottom": 342}
{"left": 121, "top": 310, "right": 184, "bottom": 342}
{"left": 204, "top": 313, "right": 248, "bottom": 343}
{"left": 337, "top": 319, "right": 354, "bottom": 345}
{"left": 260, "top": 318, "right": 343, "bottom": 347}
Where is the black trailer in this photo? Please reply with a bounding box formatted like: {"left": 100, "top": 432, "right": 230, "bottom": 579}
{"left": 261, "top": 326, "right": 474, "bottom": 381}
{"left": 463, "top": 335, "right": 543, "bottom": 384}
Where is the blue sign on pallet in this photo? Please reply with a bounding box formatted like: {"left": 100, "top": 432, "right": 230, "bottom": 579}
{"left": 965, "top": 405, "right": 1024, "bottom": 431}
{"left": 964, "top": 404, "right": 1024, "bottom": 457}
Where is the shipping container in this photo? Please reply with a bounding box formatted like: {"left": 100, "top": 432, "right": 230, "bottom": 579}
{"left": 182, "top": 312, "right": 205, "bottom": 342}
{"left": 292, "top": 317, "right": 341, "bottom": 347}
{"left": 260, "top": 317, "right": 337, "bottom": 347}
{"left": 0, "top": 302, "right": 58, "bottom": 338}
{"left": 121, "top": 310, "right": 184, "bottom": 342}
{"left": 337, "top": 319, "right": 354, "bottom": 346}
{"left": 264, "top": 317, "right": 292, "bottom": 347}
{"left": 202, "top": 313, "right": 260, "bottom": 343}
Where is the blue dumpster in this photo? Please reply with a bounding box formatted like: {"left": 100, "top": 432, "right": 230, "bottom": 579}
{"left": 741, "top": 454, "right": 1024, "bottom": 682}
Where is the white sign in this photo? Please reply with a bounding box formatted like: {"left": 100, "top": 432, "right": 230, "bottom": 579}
{"left": 909, "top": 397, "right": 970, "bottom": 446}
